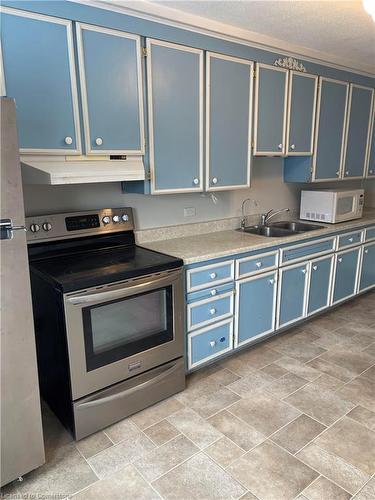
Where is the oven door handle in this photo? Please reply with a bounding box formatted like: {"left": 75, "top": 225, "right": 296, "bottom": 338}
{"left": 67, "top": 272, "right": 179, "bottom": 305}
{"left": 76, "top": 360, "right": 181, "bottom": 409}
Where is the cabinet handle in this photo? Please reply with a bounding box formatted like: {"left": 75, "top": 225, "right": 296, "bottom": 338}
{"left": 209, "top": 340, "right": 216, "bottom": 348}
{"left": 348, "top": 237, "right": 354, "bottom": 242}
{"left": 219, "top": 336, "right": 226, "bottom": 343}
{"left": 364, "top": 249, "right": 369, "bottom": 254}
{"left": 212, "top": 177, "right": 218, "bottom": 185}
{"left": 210, "top": 272, "right": 217, "bottom": 279}
{"left": 269, "top": 278, "right": 274, "bottom": 284}
{"left": 338, "top": 257, "right": 343, "bottom": 263}
{"left": 255, "top": 262, "right": 262, "bottom": 268}
{"left": 301, "top": 268, "right": 307, "bottom": 274}
{"left": 64, "top": 136, "right": 73, "bottom": 145}
{"left": 336, "top": 171, "right": 340, "bottom": 176}
{"left": 345, "top": 171, "right": 349, "bottom": 176}
{"left": 278, "top": 143, "right": 283, "bottom": 150}
{"left": 193, "top": 178, "right": 199, "bottom": 185}
{"left": 312, "top": 265, "right": 318, "bottom": 271}
{"left": 210, "top": 289, "right": 217, "bottom": 296}
{"left": 370, "top": 170, "right": 373, "bottom": 174}
{"left": 290, "top": 144, "right": 295, "bottom": 150}
{"left": 209, "top": 308, "right": 217, "bottom": 315}
{"left": 95, "top": 137, "right": 103, "bottom": 146}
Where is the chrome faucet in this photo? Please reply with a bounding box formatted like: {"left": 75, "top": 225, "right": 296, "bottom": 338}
{"left": 240, "top": 198, "right": 256, "bottom": 231}
{"left": 261, "top": 208, "right": 290, "bottom": 226}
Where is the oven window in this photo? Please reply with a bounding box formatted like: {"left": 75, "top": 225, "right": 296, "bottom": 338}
{"left": 337, "top": 197, "right": 354, "bottom": 215}
{"left": 82, "top": 287, "right": 173, "bottom": 371}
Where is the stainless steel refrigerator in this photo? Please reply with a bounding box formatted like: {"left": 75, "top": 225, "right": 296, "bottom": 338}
{"left": 1, "top": 97, "right": 45, "bottom": 486}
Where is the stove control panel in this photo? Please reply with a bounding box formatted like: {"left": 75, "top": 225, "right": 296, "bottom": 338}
{"left": 26, "top": 208, "right": 134, "bottom": 243}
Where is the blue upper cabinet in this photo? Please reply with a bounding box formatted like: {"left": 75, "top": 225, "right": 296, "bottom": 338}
{"left": 286, "top": 72, "right": 318, "bottom": 156}
{"left": 366, "top": 98, "right": 375, "bottom": 177}
{"left": 206, "top": 53, "right": 253, "bottom": 191}
{"left": 342, "top": 84, "right": 373, "bottom": 179}
{"left": 147, "top": 39, "right": 203, "bottom": 194}
{"left": 1, "top": 8, "right": 81, "bottom": 154}
{"left": 254, "top": 64, "right": 288, "bottom": 156}
{"left": 312, "top": 78, "right": 349, "bottom": 181}
{"left": 76, "top": 23, "right": 144, "bottom": 155}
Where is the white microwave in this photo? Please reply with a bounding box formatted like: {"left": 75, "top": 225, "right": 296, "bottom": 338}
{"left": 300, "top": 189, "right": 364, "bottom": 224}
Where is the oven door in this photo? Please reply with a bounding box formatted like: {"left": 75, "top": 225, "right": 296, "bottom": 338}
{"left": 64, "top": 269, "right": 184, "bottom": 400}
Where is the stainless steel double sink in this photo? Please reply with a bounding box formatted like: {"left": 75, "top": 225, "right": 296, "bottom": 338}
{"left": 238, "top": 221, "right": 325, "bottom": 238}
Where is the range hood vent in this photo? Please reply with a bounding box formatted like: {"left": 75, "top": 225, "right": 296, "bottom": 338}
{"left": 21, "top": 156, "right": 145, "bottom": 185}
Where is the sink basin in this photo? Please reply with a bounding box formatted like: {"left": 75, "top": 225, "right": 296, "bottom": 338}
{"left": 239, "top": 225, "right": 295, "bottom": 237}
{"left": 269, "top": 221, "right": 325, "bottom": 232}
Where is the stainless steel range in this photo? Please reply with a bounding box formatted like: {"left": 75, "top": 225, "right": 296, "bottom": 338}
{"left": 27, "top": 208, "right": 185, "bottom": 440}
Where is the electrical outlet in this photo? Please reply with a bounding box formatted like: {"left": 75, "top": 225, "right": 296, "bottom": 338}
{"left": 184, "top": 207, "right": 196, "bottom": 217}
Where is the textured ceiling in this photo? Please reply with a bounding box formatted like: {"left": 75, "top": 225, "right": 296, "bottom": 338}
{"left": 103, "top": 0, "right": 375, "bottom": 73}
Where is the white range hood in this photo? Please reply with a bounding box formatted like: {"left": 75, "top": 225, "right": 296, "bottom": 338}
{"left": 21, "top": 156, "right": 146, "bottom": 185}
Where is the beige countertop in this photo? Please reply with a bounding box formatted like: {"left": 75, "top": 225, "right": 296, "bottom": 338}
{"left": 140, "top": 210, "right": 375, "bottom": 265}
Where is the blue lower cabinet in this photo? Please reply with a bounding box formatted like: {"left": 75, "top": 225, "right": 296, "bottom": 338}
{"left": 187, "top": 292, "right": 234, "bottom": 331}
{"left": 188, "top": 319, "right": 233, "bottom": 369}
{"left": 332, "top": 248, "right": 360, "bottom": 303}
{"left": 359, "top": 243, "right": 375, "bottom": 292}
{"left": 277, "top": 262, "right": 309, "bottom": 328}
{"left": 235, "top": 271, "right": 277, "bottom": 347}
{"left": 307, "top": 255, "right": 334, "bottom": 315}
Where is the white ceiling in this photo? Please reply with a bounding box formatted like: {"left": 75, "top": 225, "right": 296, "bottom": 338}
{"left": 100, "top": 0, "right": 375, "bottom": 74}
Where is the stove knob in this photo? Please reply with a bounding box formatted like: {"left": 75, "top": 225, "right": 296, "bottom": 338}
{"left": 30, "top": 223, "right": 40, "bottom": 233}
{"left": 42, "top": 222, "right": 52, "bottom": 232}
{"left": 112, "top": 215, "right": 120, "bottom": 223}
{"left": 102, "top": 216, "right": 111, "bottom": 225}
{"left": 121, "top": 214, "right": 129, "bottom": 222}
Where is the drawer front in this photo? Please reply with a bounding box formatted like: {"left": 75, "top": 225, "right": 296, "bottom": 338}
{"left": 236, "top": 250, "right": 278, "bottom": 279}
{"left": 187, "top": 292, "right": 234, "bottom": 331}
{"left": 365, "top": 226, "right": 375, "bottom": 242}
{"left": 188, "top": 319, "right": 233, "bottom": 369}
{"left": 186, "top": 260, "right": 234, "bottom": 292}
{"left": 187, "top": 282, "right": 234, "bottom": 303}
{"left": 280, "top": 237, "right": 335, "bottom": 265}
{"left": 337, "top": 230, "right": 363, "bottom": 249}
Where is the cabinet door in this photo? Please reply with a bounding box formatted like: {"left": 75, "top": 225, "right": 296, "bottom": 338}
{"left": 359, "top": 243, "right": 375, "bottom": 292}
{"left": 342, "top": 85, "right": 373, "bottom": 179}
{"left": 277, "top": 262, "right": 309, "bottom": 328}
{"left": 1, "top": 8, "right": 81, "bottom": 154}
{"left": 332, "top": 248, "right": 360, "bottom": 304}
{"left": 313, "top": 78, "right": 348, "bottom": 181}
{"left": 147, "top": 39, "right": 203, "bottom": 194}
{"left": 76, "top": 24, "right": 144, "bottom": 155}
{"left": 235, "top": 271, "right": 277, "bottom": 347}
{"left": 254, "top": 64, "right": 288, "bottom": 156}
{"left": 286, "top": 72, "right": 318, "bottom": 155}
{"left": 307, "top": 255, "right": 334, "bottom": 315}
{"left": 366, "top": 106, "right": 375, "bottom": 177}
{"left": 206, "top": 53, "right": 253, "bottom": 191}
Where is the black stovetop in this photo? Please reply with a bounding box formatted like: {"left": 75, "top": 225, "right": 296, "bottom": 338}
{"left": 28, "top": 232, "right": 183, "bottom": 293}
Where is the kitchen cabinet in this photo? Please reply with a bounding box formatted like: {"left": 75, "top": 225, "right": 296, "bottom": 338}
{"left": 307, "top": 255, "right": 334, "bottom": 315}
{"left": 1, "top": 8, "right": 81, "bottom": 154}
{"left": 286, "top": 72, "right": 318, "bottom": 155}
{"left": 332, "top": 247, "right": 361, "bottom": 304}
{"left": 342, "top": 84, "right": 373, "bottom": 179}
{"left": 254, "top": 64, "right": 288, "bottom": 156}
{"left": 146, "top": 39, "right": 204, "bottom": 194}
{"left": 277, "top": 262, "right": 309, "bottom": 328}
{"left": 313, "top": 77, "right": 349, "bottom": 181}
{"left": 358, "top": 242, "right": 375, "bottom": 292}
{"left": 206, "top": 52, "right": 253, "bottom": 190}
{"left": 235, "top": 271, "right": 277, "bottom": 347}
{"left": 76, "top": 23, "right": 144, "bottom": 155}
{"left": 366, "top": 106, "right": 375, "bottom": 177}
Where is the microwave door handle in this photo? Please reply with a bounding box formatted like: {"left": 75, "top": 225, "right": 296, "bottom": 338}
{"left": 76, "top": 360, "right": 181, "bottom": 409}
{"left": 67, "top": 272, "right": 178, "bottom": 305}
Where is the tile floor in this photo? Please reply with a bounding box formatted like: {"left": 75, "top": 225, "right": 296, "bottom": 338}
{"left": 2, "top": 291, "right": 375, "bottom": 500}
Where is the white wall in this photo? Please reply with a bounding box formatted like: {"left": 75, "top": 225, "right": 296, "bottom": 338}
{"left": 23, "top": 157, "right": 375, "bottom": 230}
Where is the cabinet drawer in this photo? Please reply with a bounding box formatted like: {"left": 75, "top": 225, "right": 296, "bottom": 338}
{"left": 188, "top": 319, "right": 233, "bottom": 369}
{"left": 236, "top": 250, "right": 278, "bottom": 279}
{"left": 365, "top": 226, "right": 375, "bottom": 242}
{"left": 187, "top": 291, "right": 234, "bottom": 331}
{"left": 280, "top": 237, "right": 335, "bottom": 265}
{"left": 186, "top": 260, "right": 234, "bottom": 292}
{"left": 337, "top": 230, "right": 363, "bottom": 249}
{"left": 187, "top": 282, "right": 234, "bottom": 303}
